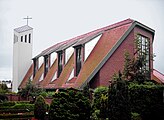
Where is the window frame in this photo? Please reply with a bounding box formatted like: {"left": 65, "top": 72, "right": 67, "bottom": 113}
{"left": 57, "top": 51, "right": 63, "bottom": 78}
{"left": 135, "top": 34, "right": 150, "bottom": 78}
{"left": 75, "top": 46, "right": 82, "bottom": 76}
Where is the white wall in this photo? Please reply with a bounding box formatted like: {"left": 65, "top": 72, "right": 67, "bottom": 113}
{"left": 84, "top": 34, "right": 102, "bottom": 61}
{"left": 38, "top": 56, "right": 44, "bottom": 68}
{"left": 50, "top": 52, "right": 57, "bottom": 66}
{"left": 51, "top": 71, "right": 57, "bottom": 81}
{"left": 67, "top": 68, "right": 74, "bottom": 82}
{"left": 39, "top": 73, "right": 44, "bottom": 81}
{"left": 65, "top": 47, "right": 74, "bottom": 64}
{"left": 12, "top": 29, "right": 33, "bottom": 92}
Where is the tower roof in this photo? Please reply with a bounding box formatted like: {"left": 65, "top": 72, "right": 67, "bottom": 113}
{"left": 14, "top": 25, "right": 33, "bottom": 33}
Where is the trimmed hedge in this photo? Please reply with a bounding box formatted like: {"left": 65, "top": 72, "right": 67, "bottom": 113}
{"left": 0, "top": 109, "right": 30, "bottom": 113}
{"left": 0, "top": 101, "right": 16, "bottom": 107}
{"left": 129, "top": 82, "right": 164, "bottom": 120}
{"left": 12, "top": 103, "right": 34, "bottom": 111}
{"left": 0, "top": 113, "right": 34, "bottom": 119}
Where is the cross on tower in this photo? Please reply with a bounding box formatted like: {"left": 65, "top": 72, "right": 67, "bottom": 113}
{"left": 23, "top": 16, "right": 32, "bottom": 25}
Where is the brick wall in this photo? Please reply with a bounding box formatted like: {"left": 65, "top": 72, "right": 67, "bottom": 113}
{"left": 91, "top": 26, "right": 154, "bottom": 88}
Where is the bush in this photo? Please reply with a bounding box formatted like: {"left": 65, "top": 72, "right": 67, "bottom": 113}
{"left": 92, "top": 86, "right": 108, "bottom": 110}
{"left": 129, "top": 82, "right": 164, "bottom": 120}
{"left": 12, "top": 103, "right": 34, "bottom": 111}
{"left": 0, "top": 94, "right": 8, "bottom": 102}
{"left": 108, "top": 73, "right": 131, "bottom": 120}
{"left": 0, "top": 113, "right": 33, "bottom": 119}
{"left": 91, "top": 109, "right": 100, "bottom": 120}
{"left": 131, "top": 113, "right": 141, "bottom": 120}
{"left": 34, "top": 95, "right": 47, "bottom": 120}
{"left": 49, "top": 89, "right": 91, "bottom": 120}
{"left": 0, "top": 101, "right": 16, "bottom": 108}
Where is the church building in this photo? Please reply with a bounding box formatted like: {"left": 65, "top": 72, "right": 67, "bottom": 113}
{"left": 12, "top": 19, "right": 164, "bottom": 92}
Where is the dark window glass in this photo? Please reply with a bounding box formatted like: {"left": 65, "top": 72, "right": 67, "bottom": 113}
{"left": 57, "top": 52, "right": 63, "bottom": 77}
{"left": 75, "top": 47, "right": 82, "bottom": 76}
{"left": 29, "top": 34, "right": 31, "bottom": 43}
{"left": 25, "top": 35, "right": 27, "bottom": 43}
{"left": 33, "top": 59, "right": 38, "bottom": 77}
{"left": 44, "top": 56, "right": 49, "bottom": 77}
{"left": 21, "top": 36, "right": 23, "bottom": 42}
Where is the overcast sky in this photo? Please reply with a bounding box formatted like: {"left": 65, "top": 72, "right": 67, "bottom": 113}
{"left": 0, "top": 0, "right": 164, "bottom": 80}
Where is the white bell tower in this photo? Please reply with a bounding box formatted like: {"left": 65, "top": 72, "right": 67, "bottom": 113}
{"left": 12, "top": 19, "right": 33, "bottom": 92}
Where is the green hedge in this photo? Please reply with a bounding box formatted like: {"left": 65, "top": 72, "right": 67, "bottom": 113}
{"left": 129, "top": 82, "right": 164, "bottom": 120}
{"left": 0, "top": 113, "right": 34, "bottom": 119}
{"left": 0, "top": 101, "right": 16, "bottom": 107}
{"left": 12, "top": 103, "right": 34, "bottom": 111}
{"left": 0, "top": 109, "right": 30, "bottom": 113}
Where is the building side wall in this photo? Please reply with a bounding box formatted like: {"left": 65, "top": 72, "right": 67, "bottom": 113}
{"left": 97, "top": 29, "right": 135, "bottom": 87}
{"left": 96, "top": 27, "right": 154, "bottom": 87}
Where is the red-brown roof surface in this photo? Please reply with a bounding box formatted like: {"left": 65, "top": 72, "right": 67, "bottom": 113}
{"left": 19, "top": 64, "right": 33, "bottom": 88}
{"left": 74, "top": 22, "right": 133, "bottom": 88}
{"left": 152, "top": 69, "right": 164, "bottom": 84}
{"left": 39, "top": 60, "right": 58, "bottom": 88}
{"left": 22, "top": 19, "right": 136, "bottom": 89}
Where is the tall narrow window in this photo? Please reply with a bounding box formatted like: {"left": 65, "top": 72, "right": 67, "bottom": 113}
{"left": 44, "top": 55, "right": 49, "bottom": 77}
{"left": 33, "top": 59, "right": 38, "bottom": 77}
{"left": 75, "top": 47, "right": 82, "bottom": 76}
{"left": 29, "top": 34, "right": 31, "bottom": 43}
{"left": 25, "top": 35, "right": 27, "bottom": 43}
{"left": 57, "top": 51, "right": 63, "bottom": 77}
{"left": 136, "top": 35, "right": 150, "bottom": 77}
{"left": 21, "top": 36, "right": 23, "bottom": 42}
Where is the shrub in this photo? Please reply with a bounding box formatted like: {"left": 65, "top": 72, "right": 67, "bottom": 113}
{"left": 0, "top": 101, "right": 16, "bottom": 108}
{"left": 12, "top": 103, "right": 34, "bottom": 111}
{"left": 108, "top": 72, "right": 131, "bottom": 120}
{"left": 0, "top": 94, "right": 8, "bottom": 102}
{"left": 49, "top": 89, "right": 91, "bottom": 120}
{"left": 92, "top": 86, "right": 108, "bottom": 110}
{"left": 91, "top": 109, "right": 100, "bottom": 120}
{"left": 34, "top": 95, "right": 47, "bottom": 120}
{"left": 129, "top": 82, "right": 164, "bottom": 120}
{"left": 131, "top": 112, "right": 141, "bottom": 120}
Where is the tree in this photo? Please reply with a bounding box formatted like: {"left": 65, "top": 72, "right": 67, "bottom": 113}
{"left": 18, "top": 80, "right": 43, "bottom": 101}
{"left": 92, "top": 86, "right": 108, "bottom": 110}
{"left": 92, "top": 86, "right": 109, "bottom": 119}
{"left": 123, "top": 51, "right": 149, "bottom": 84}
{"left": 83, "top": 83, "right": 91, "bottom": 99}
{"left": 34, "top": 95, "right": 47, "bottom": 120}
{"left": 108, "top": 71, "right": 131, "bottom": 120}
{"left": 0, "top": 83, "right": 9, "bottom": 94}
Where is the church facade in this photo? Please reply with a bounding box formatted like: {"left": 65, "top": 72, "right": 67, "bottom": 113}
{"left": 13, "top": 19, "right": 163, "bottom": 92}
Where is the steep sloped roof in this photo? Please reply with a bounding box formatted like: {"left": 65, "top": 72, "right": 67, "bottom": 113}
{"left": 153, "top": 69, "right": 164, "bottom": 84}
{"left": 19, "top": 64, "right": 33, "bottom": 89}
{"left": 39, "top": 60, "right": 58, "bottom": 87}
{"left": 22, "top": 18, "right": 156, "bottom": 90}
{"left": 55, "top": 53, "right": 75, "bottom": 87}
{"left": 32, "top": 64, "right": 44, "bottom": 84}
{"left": 74, "top": 22, "right": 133, "bottom": 88}
{"left": 34, "top": 19, "right": 134, "bottom": 59}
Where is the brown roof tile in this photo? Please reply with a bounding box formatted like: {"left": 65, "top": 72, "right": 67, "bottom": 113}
{"left": 74, "top": 22, "right": 133, "bottom": 88}
{"left": 40, "top": 60, "right": 57, "bottom": 88}
{"left": 19, "top": 64, "right": 33, "bottom": 88}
